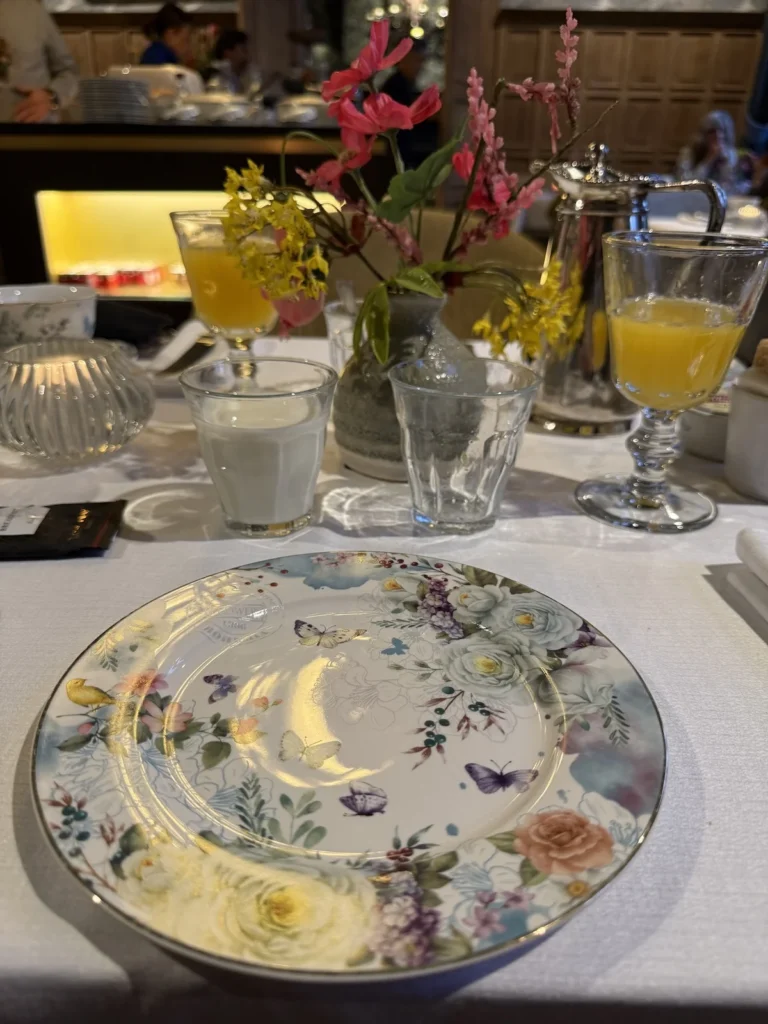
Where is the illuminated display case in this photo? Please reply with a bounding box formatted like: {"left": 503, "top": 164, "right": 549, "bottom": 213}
{"left": 36, "top": 191, "right": 228, "bottom": 301}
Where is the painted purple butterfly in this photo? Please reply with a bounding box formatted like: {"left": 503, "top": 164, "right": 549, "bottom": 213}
{"left": 339, "top": 781, "right": 388, "bottom": 817}
{"left": 203, "top": 673, "right": 237, "bottom": 704}
{"left": 464, "top": 762, "right": 539, "bottom": 795}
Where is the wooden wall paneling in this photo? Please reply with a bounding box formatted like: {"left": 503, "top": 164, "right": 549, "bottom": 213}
{"left": 581, "top": 30, "right": 627, "bottom": 92}
{"left": 90, "top": 30, "right": 130, "bottom": 76}
{"left": 126, "top": 31, "right": 147, "bottom": 65}
{"left": 664, "top": 96, "right": 708, "bottom": 161}
{"left": 670, "top": 32, "right": 716, "bottom": 92}
{"left": 495, "top": 27, "right": 540, "bottom": 82}
{"left": 712, "top": 32, "right": 762, "bottom": 92}
{"left": 627, "top": 32, "right": 669, "bottom": 92}
{"left": 622, "top": 97, "right": 665, "bottom": 154}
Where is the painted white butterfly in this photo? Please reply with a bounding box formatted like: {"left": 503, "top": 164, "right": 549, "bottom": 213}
{"left": 278, "top": 729, "right": 341, "bottom": 769}
{"left": 294, "top": 619, "right": 365, "bottom": 649}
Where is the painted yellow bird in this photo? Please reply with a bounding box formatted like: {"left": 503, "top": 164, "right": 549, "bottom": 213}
{"left": 65, "top": 677, "right": 115, "bottom": 708}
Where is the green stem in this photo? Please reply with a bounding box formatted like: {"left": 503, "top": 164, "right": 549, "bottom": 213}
{"left": 279, "top": 129, "right": 342, "bottom": 187}
{"left": 351, "top": 168, "right": 379, "bottom": 213}
{"left": 416, "top": 203, "right": 424, "bottom": 245}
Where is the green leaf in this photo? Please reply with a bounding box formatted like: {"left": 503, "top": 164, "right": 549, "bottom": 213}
{"left": 109, "top": 855, "right": 126, "bottom": 880}
{"left": 298, "top": 800, "right": 322, "bottom": 817}
{"left": 420, "top": 888, "right": 443, "bottom": 908}
{"left": 184, "top": 720, "right": 204, "bottom": 738}
{"left": 213, "top": 719, "right": 231, "bottom": 738}
{"left": 133, "top": 721, "right": 152, "bottom": 745}
{"left": 487, "top": 830, "right": 518, "bottom": 854}
{"left": 420, "top": 260, "right": 475, "bottom": 278}
{"left": 366, "top": 282, "right": 391, "bottom": 365}
{"left": 579, "top": 720, "right": 591, "bottom": 731}
{"left": 295, "top": 790, "right": 316, "bottom": 815}
{"left": 155, "top": 736, "right": 173, "bottom": 756}
{"left": 415, "top": 870, "right": 452, "bottom": 889}
{"left": 346, "top": 947, "right": 376, "bottom": 968}
{"left": 376, "top": 136, "right": 459, "bottom": 223}
{"left": 427, "top": 850, "right": 458, "bottom": 874}
{"left": 209, "top": 712, "right": 221, "bottom": 725}
{"left": 499, "top": 577, "right": 534, "bottom": 594}
{"left": 520, "top": 857, "right": 548, "bottom": 886}
{"left": 462, "top": 564, "right": 498, "bottom": 588}
{"left": 391, "top": 266, "right": 444, "bottom": 299}
{"left": 119, "top": 823, "right": 148, "bottom": 856}
{"left": 266, "top": 817, "right": 285, "bottom": 843}
{"left": 279, "top": 793, "right": 294, "bottom": 813}
{"left": 201, "top": 740, "right": 231, "bottom": 770}
{"left": 57, "top": 733, "right": 92, "bottom": 753}
{"left": 303, "top": 825, "right": 327, "bottom": 848}
{"left": 291, "top": 819, "right": 314, "bottom": 843}
{"left": 198, "top": 829, "right": 227, "bottom": 848}
{"left": 432, "top": 925, "right": 473, "bottom": 961}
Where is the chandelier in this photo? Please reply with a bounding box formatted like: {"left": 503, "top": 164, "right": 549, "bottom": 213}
{"left": 365, "top": 1, "right": 450, "bottom": 38}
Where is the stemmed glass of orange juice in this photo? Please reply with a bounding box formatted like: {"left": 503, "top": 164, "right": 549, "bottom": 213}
{"left": 576, "top": 231, "right": 768, "bottom": 532}
{"left": 171, "top": 211, "right": 278, "bottom": 351}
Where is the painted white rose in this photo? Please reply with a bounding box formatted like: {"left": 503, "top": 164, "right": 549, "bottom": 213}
{"left": 485, "top": 593, "right": 583, "bottom": 649}
{"left": 117, "top": 841, "right": 202, "bottom": 908}
{"left": 447, "top": 584, "right": 509, "bottom": 625}
{"left": 534, "top": 648, "right": 614, "bottom": 719}
{"left": 578, "top": 791, "right": 648, "bottom": 851}
{"left": 371, "top": 573, "right": 423, "bottom": 614}
{"left": 438, "top": 634, "right": 541, "bottom": 701}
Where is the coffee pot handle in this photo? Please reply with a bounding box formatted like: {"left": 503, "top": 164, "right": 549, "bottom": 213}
{"left": 646, "top": 179, "right": 728, "bottom": 233}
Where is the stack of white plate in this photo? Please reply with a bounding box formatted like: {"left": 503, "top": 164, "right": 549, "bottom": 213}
{"left": 80, "top": 78, "right": 155, "bottom": 125}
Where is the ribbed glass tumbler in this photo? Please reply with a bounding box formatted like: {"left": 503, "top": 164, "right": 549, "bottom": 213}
{"left": 0, "top": 338, "right": 155, "bottom": 463}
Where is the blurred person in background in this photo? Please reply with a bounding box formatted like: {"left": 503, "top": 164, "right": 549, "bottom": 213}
{"left": 0, "top": 0, "right": 78, "bottom": 122}
{"left": 381, "top": 38, "right": 439, "bottom": 169}
{"left": 205, "top": 29, "right": 255, "bottom": 95}
{"left": 141, "top": 3, "right": 195, "bottom": 67}
{"left": 677, "top": 110, "right": 751, "bottom": 194}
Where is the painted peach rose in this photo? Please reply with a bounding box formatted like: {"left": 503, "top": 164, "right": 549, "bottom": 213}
{"left": 514, "top": 809, "right": 613, "bottom": 876}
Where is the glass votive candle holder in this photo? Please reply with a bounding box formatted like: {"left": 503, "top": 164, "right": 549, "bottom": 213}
{"left": 180, "top": 356, "right": 337, "bottom": 537}
{"left": 390, "top": 357, "right": 540, "bottom": 533}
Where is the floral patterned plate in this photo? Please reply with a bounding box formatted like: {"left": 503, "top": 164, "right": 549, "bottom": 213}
{"left": 33, "top": 551, "right": 665, "bottom": 980}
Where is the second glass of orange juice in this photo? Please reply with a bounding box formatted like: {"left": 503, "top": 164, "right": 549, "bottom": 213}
{"left": 171, "top": 211, "right": 278, "bottom": 350}
{"left": 576, "top": 231, "right": 768, "bottom": 533}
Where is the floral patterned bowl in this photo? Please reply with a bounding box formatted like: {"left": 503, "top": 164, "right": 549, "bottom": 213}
{"left": 33, "top": 551, "right": 665, "bottom": 981}
{"left": 0, "top": 284, "right": 96, "bottom": 350}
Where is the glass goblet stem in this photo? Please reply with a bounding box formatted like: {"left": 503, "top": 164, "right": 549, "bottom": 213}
{"left": 625, "top": 408, "right": 682, "bottom": 508}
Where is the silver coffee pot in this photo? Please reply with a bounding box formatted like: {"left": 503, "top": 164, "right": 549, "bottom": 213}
{"left": 532, "top": 142, "right": 727, "bottom": 434}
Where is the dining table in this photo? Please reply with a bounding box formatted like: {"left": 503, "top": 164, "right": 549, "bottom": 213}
{"left": 2, "top": 337, "right": 767, "bottom": 1024}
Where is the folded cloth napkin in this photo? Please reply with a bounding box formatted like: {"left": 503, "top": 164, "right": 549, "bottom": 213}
{"left": 728, "top": 528, "right": 768, "bottom": 624}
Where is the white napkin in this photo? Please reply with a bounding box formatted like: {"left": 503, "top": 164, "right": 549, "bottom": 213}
{"left": 728, "top": 528, "right": 768, "bottom": 624}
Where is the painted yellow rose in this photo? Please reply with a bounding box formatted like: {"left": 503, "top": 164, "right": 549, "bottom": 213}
{"left": 118, "top": 841, "right": 378, "bottom": 971}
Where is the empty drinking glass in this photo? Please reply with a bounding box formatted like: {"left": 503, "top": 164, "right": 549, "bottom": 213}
{"left": 180, "top": 356, "right": 336, "bottom": 537}
{"left": 323, "top": 299, "right": 361, "bottom": 372}
{"left": 390, "top": 358, "right": 540, "bottom": 533}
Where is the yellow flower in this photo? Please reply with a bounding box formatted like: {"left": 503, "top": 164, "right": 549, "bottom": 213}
{"left": 473, "top": 259, "right": 584, "bottom": 361}
{"left": 117, "top": 840, "right": 378, "bottom": 971}
{"left": 229, "top": 717, "right": 266, "bottom": 745}
{"left": 566, "top": 879, "right": 591, "bottom": 898}
{"left": 222, "top": 161, "right": 328, "bottom": 302}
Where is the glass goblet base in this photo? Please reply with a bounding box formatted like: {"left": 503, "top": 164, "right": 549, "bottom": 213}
{"left": 225, "top": 512, "right": 311, "bottom": 538}
{"left": 574, "top": 474, "right": 717, "bottom": 533}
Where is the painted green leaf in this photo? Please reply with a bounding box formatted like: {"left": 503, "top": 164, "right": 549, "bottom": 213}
{"left": 279, "top": 793, "right": 294, "bottom": 813}
{"left": 295, "top": 790, "right": 316, "bottom": 815}
{"left": 266, "top": 817, "right": 285, "bottom": 843}
{"left": 133, "top": 721, "right": 152, "bottom": 745}
{"left": 201, "top": 740, "right": 231, "bottom": 770}
{"left": 376, "top": 136, "right": 459, "bottom": 223}
{"left": 299, "top": 800, "right": 322, "bottom": 817}
{"left": 415, "top": 870, "right": 452, "bottom": 889}
{"left": 119, "top": 823, "right": 148, "bottom": 856}
{"left": 391, "top": 266, "right": 444, "bottom": 299}
{"left": 519, "top": 857, "right": 548, "bottom": 886}
{"left": 432, "top": 925, "right": 473, "bottom": 961}
{"left": 213, "top": 719, "right": 231, "bottom": 738}
{"left": 487, "top": 830, "right": 518, "bottom": 854}
{"left": 291, "top": 819, "right": 314, "bottom": 843}
{"left": 427, "top": 850, "right": 458, "bottom": 874}
{"left": 304, "top": 826, "right": 327, "bottom": 848}
{"left": 209, "top": 712, "right": 221, "bottom": 725}
{"left": 462, "top": 564, "right": 498, "bottom": 588}
{"left": 366, "top": 283, "right": 391, "bottom": 365}
{"left": 109, "top": 855, "right": 126, "bottom": 880}
{"left": 198, "top": 829, "right": 227, "bottom": 848}
{"left": 580, "top": 720, "right": 591, "bottom": 731}
{"left": 420, "top": 888, "right": 443, "bottom": 908}
{"left": 498, "top": 577, "right": 534, "bottom": 594}
{"left": 184, "top": 721, "right": 204, "bottom": 737}
{"left": 57, "top": 733, "right": 92, "bottom": 753}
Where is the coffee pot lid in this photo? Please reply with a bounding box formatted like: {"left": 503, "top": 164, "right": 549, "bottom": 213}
{"left": 547, "top": 142, "right": 665, "bottom": 202}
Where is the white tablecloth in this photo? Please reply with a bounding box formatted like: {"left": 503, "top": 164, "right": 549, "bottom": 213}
{"left": 2, "top": 339, "right": 767, "bottom": 1023}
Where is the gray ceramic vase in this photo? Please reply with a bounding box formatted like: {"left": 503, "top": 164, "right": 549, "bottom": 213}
{"left": 333, "top": 293, "right": 477, "bottom": 481}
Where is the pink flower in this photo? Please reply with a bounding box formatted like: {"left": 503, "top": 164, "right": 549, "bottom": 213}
{"left": 272, "top": 292, "right": 326, "bottom": 337}
{"left": 464, "top": 904, "right": 504, "bottom": 940}
{"left": 452, "top": 143, "right": 474, "bottom": 180}
{"left": 297, "top": 158, "right": 347, "bottom": 198}
{"left": 321, "top": 20, "right": 412, "bottom": 107}
{"left": 114, "top": 670, "right": 168, "bottom": 698}
{"left": 501, "top": 888, "right": 531, "bottom": 910}
{"left": 252, "top": 695, "right": 270, "bottom": 711}
{"left": 477, "top": 890, "right": 496, "bottom": 906}
{"left": 297, "top": 130, "right": 374, "bottom": 197}
{"left": 77, "top": 722, "right": 95, "bottom": 736}
{"left": 409, "top": 84, "right": 441, "bottom": 125}
{"left": 337, "top": 93, "right": 413, "bottom": 135}
{"left": 341, "top": 128, "right": 374, "bottom": 168}
{"left": 140, "top": 700, "right": 193, "bottom": 736}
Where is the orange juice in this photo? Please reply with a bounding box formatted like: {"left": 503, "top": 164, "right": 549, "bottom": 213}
{"left": 610, "top": 297, "right": 744, "bottom": 411}
{"left": 182, "top": 244, "right": 277, "bottom": 334}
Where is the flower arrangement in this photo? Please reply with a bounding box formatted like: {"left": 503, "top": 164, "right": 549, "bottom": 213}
{"left": 223, "top": 9, "right": 585, "bottom": 357}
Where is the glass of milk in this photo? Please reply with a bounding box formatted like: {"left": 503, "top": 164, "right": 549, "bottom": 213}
{"left": 180, "top": 357, "right": 337, "bottom": 537}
